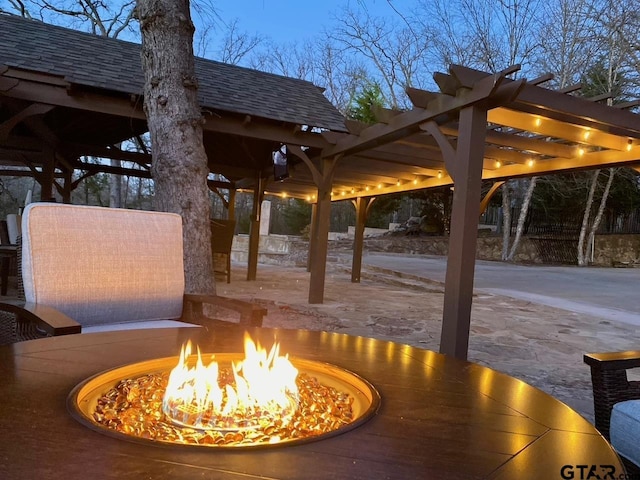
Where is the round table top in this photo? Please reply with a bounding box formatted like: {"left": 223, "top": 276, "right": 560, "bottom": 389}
{"left": 0, "top": 326, "right": 624, "bottom": 479}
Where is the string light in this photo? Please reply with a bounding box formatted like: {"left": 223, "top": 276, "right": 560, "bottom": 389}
{"left": 413, "top": 178, "right": 418, "bottom": 185}
{"left": 495, "top": 161, "right": 501, "bottom": 169}
{"left": 396, "top": 180, "right": 401, "bottom": 186}
{"left": 627, "top": 140, "right": 633, "bottom": 152}
{"left": 282, "top": 192, "right": 287, "bottom": 198}
{"left": 577, "top": 147, "right": 585, "bottom": 156}
{"left": 377, "top": 183, "right": 383, "bottom": 189}
{"left": 527, "top": 159, "right": 535, "bottom": 167}
{"left": 534, "top": 118, "right": 542, "bottom": 127}
{"left": 584, "top": 129, "right": 591, "bottom": 140}
{"left": 437, "top": 171, "right": 443, "bottom": 179}
{"left": 306, "top": 195, "right": 311, "bottom": 201}
{"left": 365, "top": 186, "right": 370, "bottom": 191}
{"left": 341, "top": 191, "right": 346, "bottom": 196}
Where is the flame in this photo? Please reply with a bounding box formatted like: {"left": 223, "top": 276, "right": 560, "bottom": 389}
{"left": 162, "top": 333, "right": 299, "bottom": 431}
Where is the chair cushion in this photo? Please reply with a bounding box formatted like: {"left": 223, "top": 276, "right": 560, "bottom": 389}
{"left": 610, "top": 399, "right": 640, "bottom": 467}
{"left": 21, "top": 204, "right": 185, "bottom": 326}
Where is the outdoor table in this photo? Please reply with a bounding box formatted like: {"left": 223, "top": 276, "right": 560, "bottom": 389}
{"left": 0, "top": 326, "right": 624, "bottom": 479}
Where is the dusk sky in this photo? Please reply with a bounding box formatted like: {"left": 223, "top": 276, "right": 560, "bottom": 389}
{"left": 217, "top": 0, "right": 410, "bottom": 44}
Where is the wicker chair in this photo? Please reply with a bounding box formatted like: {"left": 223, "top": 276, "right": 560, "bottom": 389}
{"left": 584, "top": 351, "right": 640, "bottom": 474}
{"left": 0, "top": 204, "right": 266, "bottom": 344}
{"left": 211, "top": 219, "right": 236, "bottom": 284}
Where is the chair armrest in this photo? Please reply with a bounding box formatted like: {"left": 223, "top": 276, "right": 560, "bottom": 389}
{"left": 584, "top": 351, "right": 640, "bottom": 370}
{"left": 0, "top": 300, "right": 82, "bottom": 337}
{"left": 584, "top": 351, "right": 640, "bottom": 440}
{"left": 183, "top": 294, "right": 267, "bottom": 327}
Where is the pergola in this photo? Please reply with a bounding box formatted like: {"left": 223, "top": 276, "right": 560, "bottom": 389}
{"left": 2, "top": 14, "right": 640, "bottom": 360}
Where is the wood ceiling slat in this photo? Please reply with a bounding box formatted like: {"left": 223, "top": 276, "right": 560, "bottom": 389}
{"left": 488, "top": 108, "right": 632, "bottom": 151}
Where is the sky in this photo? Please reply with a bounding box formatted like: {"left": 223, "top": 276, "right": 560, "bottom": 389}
{"left": 215, "top": 0, "right": 407, "bottom": 45}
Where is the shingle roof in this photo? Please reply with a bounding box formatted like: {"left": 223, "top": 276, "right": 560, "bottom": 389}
{"left": 0, "top": 14, "right": 347, "bottom": 132}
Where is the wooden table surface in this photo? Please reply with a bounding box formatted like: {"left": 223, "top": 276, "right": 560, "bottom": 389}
{"left": 0, "top": 326, "right": 624, "bottom": 479}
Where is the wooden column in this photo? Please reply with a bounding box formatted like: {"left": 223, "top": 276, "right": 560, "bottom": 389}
{"left": 351, "top": 196, "right": 373, "bottom": 283}
{"left": 228, "top": 188, "right": 236, "bottom": 221}
{"left": 439, "top": 105, "right": 488, "bottom": 360}
{"left": 307, "top": 202, "right": 318, "bottom": 272}
{"left": 61, "top": 169, "right": 72, "bottom": 203}
{"left": 40, "top": 147, "right": 56, "bottom": 201}
{"left": 247, "top": 177, "right": 264, "bottom": 281}
{"left": 308, "top": 157, "right": 337, "bottom": 304}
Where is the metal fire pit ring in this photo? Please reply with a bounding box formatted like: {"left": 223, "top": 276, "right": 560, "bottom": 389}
{"left": 67, "top": 354, "right": 380, "bottom": 450}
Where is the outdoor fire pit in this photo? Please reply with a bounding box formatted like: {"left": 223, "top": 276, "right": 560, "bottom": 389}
{"left": 68, "top": 333, "right": 380, "bottom": 449}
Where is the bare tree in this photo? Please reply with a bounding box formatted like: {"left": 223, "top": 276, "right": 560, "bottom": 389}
{"left": 214, "top": 18, "right": 263, "bottom": 65}
{"left": 251, "top": 38, "right": 367, "bottom": 115}
{"left": 4, "top": 0, "right": 137, "bottom": 37}
{"left": 418, "top": 0, "right": 540, "bottom": 75}
{"left": 578, "top": 169, "right": 616, "bottom": 266}
{"left": 501, "top": 183, "right": 511, "bottom": 261}
{"left": 507, "top": 177, "right": 537, "bottom": 261}
{"left": 329, "top": 5, "right": 432, "bottom": 108}
{"left": 535, "top": 0, "right": 596, "bottom": 87}
{"left": 135, "top": 0, "right": 214, "bottom": 294}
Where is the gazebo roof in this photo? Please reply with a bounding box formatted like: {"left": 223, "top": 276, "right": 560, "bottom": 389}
{"left": 0, "top": 14, "right": 346, "bottom": 132}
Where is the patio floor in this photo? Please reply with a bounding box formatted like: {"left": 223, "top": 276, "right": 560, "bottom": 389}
{"left": 213, "top": 256, "right": 640, "bottom": 426}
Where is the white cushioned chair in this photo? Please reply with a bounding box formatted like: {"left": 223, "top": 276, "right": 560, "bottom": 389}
{"left": 0, "top": 203, "right": 265, "bottom": 342}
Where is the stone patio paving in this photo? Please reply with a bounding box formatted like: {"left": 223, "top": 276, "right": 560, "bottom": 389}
{"left": 218, "top": 257, "right": 640, "bottom": 425}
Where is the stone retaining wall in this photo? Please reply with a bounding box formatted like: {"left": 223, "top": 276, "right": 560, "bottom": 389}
{"left": 227, "top": 233, "right": 640, "bottom": 267}
{"left": 362, "top": 234, "right": 640, "bottom": 266}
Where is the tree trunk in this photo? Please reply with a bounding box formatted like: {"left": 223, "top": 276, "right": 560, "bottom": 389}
{"left": 577, "top": 169, "right": 600, "bottom": 266}
{"left": 586, "top": 168, "right": 616, "bottom": 265}
{"left": 507, "top": 177, "right": 537, "bottom": 261}
{"left": 136, "top": 0, "right": 214, "bottom": 295}
{"left": 501, "top": 182, "right": 511, "bottom": 261}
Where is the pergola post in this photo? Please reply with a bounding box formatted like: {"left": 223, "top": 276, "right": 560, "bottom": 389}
{"left": 308, "top": 157, "right": 337, "bottom": 304}
{"left": 228, "top": 188, "right": 236, "bottom": 221}
{"left": 439, "top": 105, "right": 488, "bottom": 360}
{"left": 40, "top": 147, "right": 56, "bottom": 201}
{"left": 247, "top": 177, "right": 264, "bottom": 281}
{"left": 351, "top": 196, "right": 374, "bottom": 283}
{"left": 307, "top": 202, "right": 317, "bottom": 272}
{"left": 61, "top": 169, "right": 72, "bottom": 203}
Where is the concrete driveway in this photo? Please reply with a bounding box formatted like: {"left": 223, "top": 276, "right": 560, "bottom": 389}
{"left": 361, "top": 253, "right": 640, "bottom": 326}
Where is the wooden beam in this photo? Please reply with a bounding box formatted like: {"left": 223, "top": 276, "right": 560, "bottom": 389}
{"left": 439, "top": 126, "right": 576, "bottom": 158}
{"left": 488, "top": 108, "right": 635, "bottom": 150}
{"left": 0, "top": 103, "right": 53, "bottom": 140}
{"left": 479, "top": 181, "right": 505, "bottom": 215}
{"left": 323, "top": 69, "right": 522, "bottom": 159}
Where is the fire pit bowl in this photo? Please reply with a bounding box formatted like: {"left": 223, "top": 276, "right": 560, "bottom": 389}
{"left": 68, "top": 351, "right": 380, "bottom": 449}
